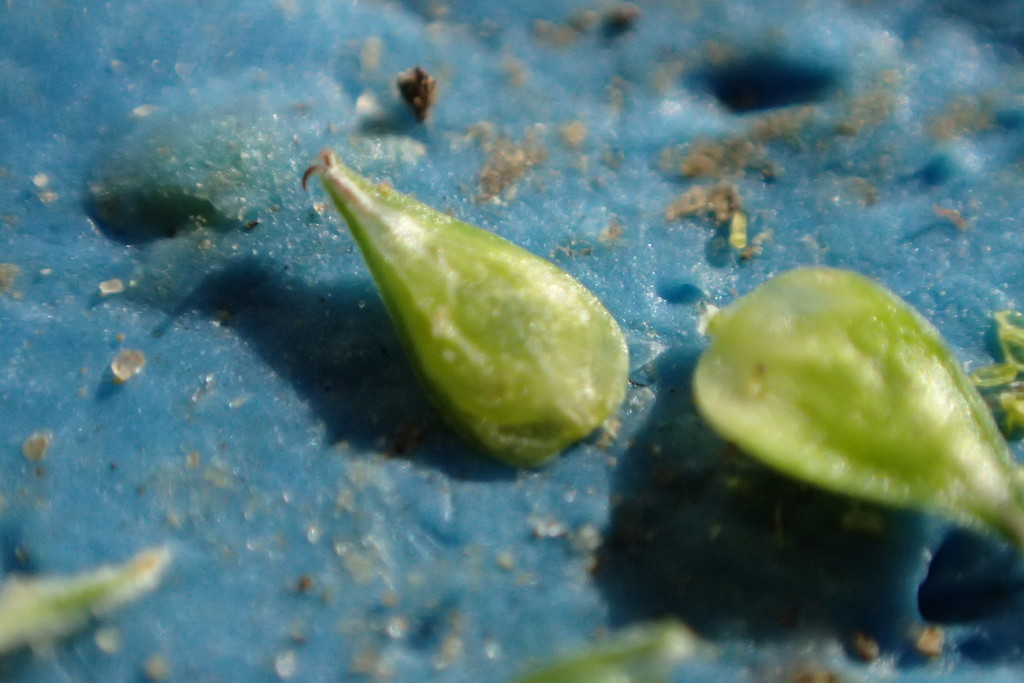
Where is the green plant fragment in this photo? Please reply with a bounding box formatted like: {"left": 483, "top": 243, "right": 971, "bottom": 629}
{"left": 303, "top": 150, "right": 629, "bottom": 467}
{"left": 970, "top": 363, "right": 1020, "bottom": 388}
{"left": 0, "top": 547, "right": 171, "bottom": 654}
{"left": 995, "top": 310, "right": 1024, "bottom": 368}
{"left": 1000, "top": 391, "right": 1024, "bottom": 434}
{"left": 694, "top": 267, "right": 1024, "bottom": 548}
{"left": 511, "top": 621, "right": 702, "bottom": 683}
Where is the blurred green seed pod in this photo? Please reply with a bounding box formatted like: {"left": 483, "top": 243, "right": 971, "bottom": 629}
{"left": 693, "top": 267, "right": 1024, "bottom": 548}
{"left": 1000, "top": 390, "right": 1024, "bottom": 434}
{"left": 303, "top": 150, "right": 628, "bottom": 467}
{"left": 970, "top": 362, "right": 1020, "bottom": 388}
{"left": 511, "top": 621, "right": 702, "bottom": 683}
{"left": 995, "top": 310, "right": 1024, "bottom": 368}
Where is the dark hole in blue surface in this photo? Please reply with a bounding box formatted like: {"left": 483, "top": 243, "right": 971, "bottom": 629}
{"left": 917, "top": 528, "right": 1024, "bottom": 623}
{"left": 705, "top": 55, "right": 838, "bottom": 113}
{"left": 914, "top": 154, "right": 956, "bottom": 186}
{"left": 86, "top": 186, "right": 226, "bottom": 244}
{"left": 656, "top": 281, "right": 704, "bottom": 305}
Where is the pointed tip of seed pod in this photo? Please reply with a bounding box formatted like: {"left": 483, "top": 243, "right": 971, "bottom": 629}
{"left": 300, "top": 164, "right": 320, "bottom": 191}
{"left": 301, "top": 149, "right": 340, "bottom": 190}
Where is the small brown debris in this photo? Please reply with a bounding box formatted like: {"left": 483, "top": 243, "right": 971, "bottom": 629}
{"left": 495, "top": 551, "right": 515, "bottom": 570}
{"left": 933, "top": 205, "right": 968, "bottom": 231}
{"left": 567, "top": 9, "right": 599, "bottom": 32}
{"left": 0, "top": 263, "right": 19, "bottom": 292}
{"left": 143, "top": 654, "right": 170, "bottom": 680}
{"left": 502, "top": 56, "right": 528, "bottom": 88}
{"left": 111, "top": 349, "right": 146, "bottom": 383}
{"left": 603, "top": 2, "right": 640, "bottom": 33}
{"left": 834, "top": 80, "right": 897, "bottom": 136}
{"left": 739, "top": 229, "right": 773, "bottom": 261}
{"left": 477, "top": 132, "right": 547, "bottom": 202}
{"left": 927, "top": 95, "right": 995, "bottom": 141}
{"left": 560, "top": 120, "right": 588, "bottom": 149}
{"left": 790, "top": 666, "right": 838, "bottom": 683}
{"left": 397, "top": 66, "right": 436, "bottom": 122}
{"left": 914, "top": 625, "right": 944, "bottom": 658}
{"left": 665, "top": 183, "right": 743, "bottom": 224}
{"left": 598, "top": 219, "right": 624, "bottom": 243}
{"left": 21, "top": 430, "right": 53, "bottom": 462}
{"left": 664, "top": 107, "right": 814, "bottom": 179}
{"left": 385, "top": 422, "right": 427, "bottom": 458}
{"left": 295, "top": 575, "right": 315, "bottom": 593}
{"left": 851, "top": 631, "right": 880, "bottom": 662}
{"left": 532, "top": 19, "right": 581, "bottom": 46}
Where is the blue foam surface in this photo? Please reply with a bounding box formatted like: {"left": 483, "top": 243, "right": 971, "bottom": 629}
{"left": 4, "top": 0, "right": 1024, "bottom": 680}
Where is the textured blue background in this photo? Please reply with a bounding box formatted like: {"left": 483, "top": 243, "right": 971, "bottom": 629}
{"left": 3, "top": 0, "right": 1024, "bottom": 680}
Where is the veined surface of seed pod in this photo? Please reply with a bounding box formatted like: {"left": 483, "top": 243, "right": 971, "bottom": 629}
{"left": 693, "top": 266, "right": 1024, "bottom": 548}
{"left": 304, "top": 150, "right": 628, "bottom": 467}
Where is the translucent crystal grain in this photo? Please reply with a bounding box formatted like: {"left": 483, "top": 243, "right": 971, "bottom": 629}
{"left": 111, "top": 349, "right": 146, "bottom": 383}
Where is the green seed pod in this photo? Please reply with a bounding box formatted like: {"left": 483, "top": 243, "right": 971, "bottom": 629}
{"left": 0, "top": 547, "right": 170, "bottom": 654}
{"left": 995, "top": 310, "right": 1024, "bottom": 368}
{"left": 969, "top": 362, "right": 1020, "bottom": 389}
{"left": 1000, "top": 390, "right": 1024, "bottom": 434}
{"left": 511, "top": 621, "right": 701, "bottom": 683}
{"left": 693, "top": 267, "right": 1024, "bottom": 548}
{"left": 303, "top": 150, "right": 628, "bottom": 467}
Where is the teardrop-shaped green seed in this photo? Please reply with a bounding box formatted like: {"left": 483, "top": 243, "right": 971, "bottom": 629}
{"left": 304, "top": 150, "right": 628, "bottom": 467}
{"left": 511, "top": 621, "right": 702, "bottom": 683}
{"left": 694, "top": 267, "right": 1024, "bottom": 548}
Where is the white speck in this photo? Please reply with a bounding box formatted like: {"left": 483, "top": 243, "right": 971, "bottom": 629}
{"left": 355, "top": 91, "right": 381, "bottom": 117}
{"left": 697, "top": 303, "right": 719, "bottom": 336}
{"left": 385, "top": 616, "right": 408, "bottom": 639}
{"left": 133, "top": 104, "right": 158, "bottom": 118}
{"left": 529, "top": 516, "right": 568, "bottom": 538}
{"left": 274, "top": 650, "right": 298, "bottom": 679}
{"left": 94, "top": 627, "right": 120, "bottom": 654}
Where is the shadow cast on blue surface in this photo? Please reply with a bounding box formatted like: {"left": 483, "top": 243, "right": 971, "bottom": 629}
{"left": 86, "top": 185, "right": 234, "bottom": 246}
{"left": 156, "top": 258, "right": 518, "bottom": 481}
{"left": 596, "top": 348, "right": 931, "bottom": 660}
{"left": 919, "top": 529, "right": 1024, "bottom": 663}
